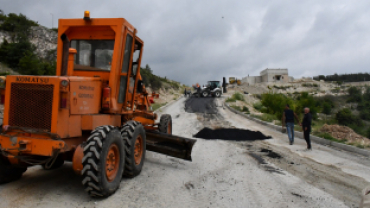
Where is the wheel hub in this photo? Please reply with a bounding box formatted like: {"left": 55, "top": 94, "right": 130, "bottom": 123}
{"left": 167, "top": 122, "right": 172, "bottom": 134}
{"left": 106, "top": 144, "right": 120, "bottom": 182}
{"left": 134, "top": 136, "right": 143, "bottom": 165}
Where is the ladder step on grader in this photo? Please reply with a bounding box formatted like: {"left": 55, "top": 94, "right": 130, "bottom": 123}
{"left": 0, "top": 11, "right": 196, "bottom": 197}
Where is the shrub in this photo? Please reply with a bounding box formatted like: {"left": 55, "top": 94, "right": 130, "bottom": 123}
{"left": 242, "top": 106, "right": 250, "bottom": 113}
{"left": 322, "top": 102, "right": 332, "bottom": 115}
{"left": 233, "top": 92, "right": 245, "bottom": 101}
{"left": 295, "top": 92, "right": 319, "bottom": 119}
{"left": 347, "top": 86, "right": 362, "bottom": 102}
{"left": 315, "top": 132, "right": 347, "bottom": 143}
{"left": 251, "top": 113, "right": 276, "bottom": 122}
{"left": 260, "top": 93, "right": 294, "bottom": 119}
{"left": 226, "top": 92, "right": 245, "bottom": 102}
{"left": 226, "top": 97, "right": 236, "bottom": 102}
{"left": 335, "top": 108, "right": 363, "bottom": 127}
{"left": 253, "top": 102, "right": 264, "bottom": 111}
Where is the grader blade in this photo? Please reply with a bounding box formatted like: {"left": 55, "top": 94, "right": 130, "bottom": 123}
{"left": 145, "top": 131, "right": 196, "bottom": 161}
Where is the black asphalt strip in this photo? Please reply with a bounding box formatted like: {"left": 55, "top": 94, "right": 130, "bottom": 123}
{"left": 194, "top": 127, "right": 272, "bottom": 141}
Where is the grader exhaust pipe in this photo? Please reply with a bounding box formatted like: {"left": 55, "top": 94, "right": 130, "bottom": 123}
{"left": 145, "top": 131, "right": 196, "bottom": 161}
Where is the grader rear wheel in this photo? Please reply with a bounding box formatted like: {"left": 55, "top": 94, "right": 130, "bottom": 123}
{"left": 121, "top": 121, "right": 146, "bottom": 178}
{"left": 82, "top": 126, "right": 125, "bottom": 197}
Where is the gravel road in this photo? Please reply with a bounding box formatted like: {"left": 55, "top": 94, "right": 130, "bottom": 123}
{"left": 0, "top": 96, "right": 369, "bottom": 208}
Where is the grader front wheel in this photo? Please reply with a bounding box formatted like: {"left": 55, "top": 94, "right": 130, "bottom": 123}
{"left": 82, "top": 126, "right": 125, "bottom": 197}
{"left": 159, "top": 114, "right": 172, "bottom": 134}
{"left": 0, "top": 156, "right": 27, "bottom": 184}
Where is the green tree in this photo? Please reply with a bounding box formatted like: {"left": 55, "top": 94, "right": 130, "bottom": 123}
{"left": 0, "top": 13, "right": 38, "bottom": 41}
{"left": 18, "top": 51, "right": 42, "bottom": 74}
{"left": 0, "top": 39, "right": 36, "bottom": 69}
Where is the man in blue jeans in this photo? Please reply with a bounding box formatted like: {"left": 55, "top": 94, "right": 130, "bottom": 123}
{"left": 282, "top": 104, "right": 301, "bottom": 145}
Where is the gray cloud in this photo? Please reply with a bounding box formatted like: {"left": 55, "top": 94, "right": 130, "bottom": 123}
{"left": 1, "top": 0, "right": 370, "bottom": 85}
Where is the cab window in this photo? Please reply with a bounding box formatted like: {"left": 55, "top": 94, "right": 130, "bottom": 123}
{"left": 71, "top": 40, "right": 114, "bottom": 71}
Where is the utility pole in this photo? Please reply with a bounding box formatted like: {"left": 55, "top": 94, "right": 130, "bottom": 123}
{"left": 50, "top": 13, "right": 53, "bottom": 28}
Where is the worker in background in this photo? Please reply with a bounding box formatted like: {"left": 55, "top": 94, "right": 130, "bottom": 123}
{"left": 282, "top": 104, "right": 300, "bottom": 145}
{"left": 300, "top": 107, "right": 312, "bottom": 150}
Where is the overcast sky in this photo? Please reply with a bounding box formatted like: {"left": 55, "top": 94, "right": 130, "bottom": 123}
{"left": 1, "top": 0, "right": 370, "bottom": 85}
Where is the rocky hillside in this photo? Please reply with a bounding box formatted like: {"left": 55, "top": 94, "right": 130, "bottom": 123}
{"left": 0, "top": 26, "right": 57, "bottom": 60}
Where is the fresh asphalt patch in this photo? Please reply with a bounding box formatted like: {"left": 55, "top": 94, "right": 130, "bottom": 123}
{"left": 193, "top": 127, "right": 272, "bottom": 141}
{"left": 184, "top": 97, "right": 218, "bottom": 114}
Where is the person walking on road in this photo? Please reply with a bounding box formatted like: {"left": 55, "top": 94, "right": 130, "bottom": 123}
{"left": 300, "top": 107, "right": 312, "bottom": 150}
{"left": 282, "top": 104, "right": 300, "bottom": 145}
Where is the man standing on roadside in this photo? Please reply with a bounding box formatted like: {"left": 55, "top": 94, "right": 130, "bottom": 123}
{"left": 301, "top": 107, "right": 312, "bottom": 150}
{"left": 282, "top": 104, "right": 301, "bottom": 145}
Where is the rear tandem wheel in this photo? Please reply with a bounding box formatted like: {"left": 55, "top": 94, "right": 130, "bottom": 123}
{"left": 121, "top": 121, "right": 146, "bottom": 178}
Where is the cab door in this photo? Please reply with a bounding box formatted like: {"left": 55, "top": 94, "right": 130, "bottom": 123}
{"left": 117, "top": 30, "right": 143, "bottom": 111}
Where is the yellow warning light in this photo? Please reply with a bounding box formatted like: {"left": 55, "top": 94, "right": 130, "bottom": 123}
{"left": 83, "top": 11, "right": 90, "bottom": 20}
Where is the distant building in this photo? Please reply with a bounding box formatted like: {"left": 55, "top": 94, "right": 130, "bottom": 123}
{"left": 241, "top": 68, "right": 294, "bottom": 85}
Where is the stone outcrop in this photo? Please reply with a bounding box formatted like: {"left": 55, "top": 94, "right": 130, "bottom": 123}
{"left": 0, "top": 26, "right": 57, "bottom": 60}
{"left": 29, "top": 26, "right": 57, "bottom": 59}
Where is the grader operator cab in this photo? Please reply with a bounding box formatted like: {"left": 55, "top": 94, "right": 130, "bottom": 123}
{"left": 0, "top": 11, "right": 196, "bottom": 197}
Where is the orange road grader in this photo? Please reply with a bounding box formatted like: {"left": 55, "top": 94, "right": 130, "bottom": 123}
{"left": 0, "top": 11, "right": 196, "bottom": 197}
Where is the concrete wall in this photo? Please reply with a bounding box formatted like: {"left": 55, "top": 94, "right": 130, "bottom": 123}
{"left": 241, "top": 76, "right": 262, "bottom": 85}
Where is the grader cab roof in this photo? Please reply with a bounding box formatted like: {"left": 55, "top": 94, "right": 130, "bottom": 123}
{"left": 56, "top": 15, "right": 142, "bottom": 80}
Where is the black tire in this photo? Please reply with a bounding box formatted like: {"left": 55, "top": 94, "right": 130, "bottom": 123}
{"left": 82, "top": 125, "right": 125, "bottom": 197}
{"left": 121, "top": 121, "right": 146, "bottom": 178}
{"left": 202, "top": 91, "right": 208, "bottom": 97}
{"left": 0, "top": 156, "right": 27, "bottom": 184}
{"left": 215, "top": 91, "right": 221, "bottom": 97}
{"left": 42, "top": 156, "right": 64, "bottom": 170}
{"left": 158, "top": 114, "right": 172, "bottom": 134}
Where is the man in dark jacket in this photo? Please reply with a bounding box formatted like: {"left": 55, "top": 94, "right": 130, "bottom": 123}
{"left": 301, "top": 107, "right": 312, "bottom": 150}
{"left": 282, "top": 104, "right": 301, "bottom": 145}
